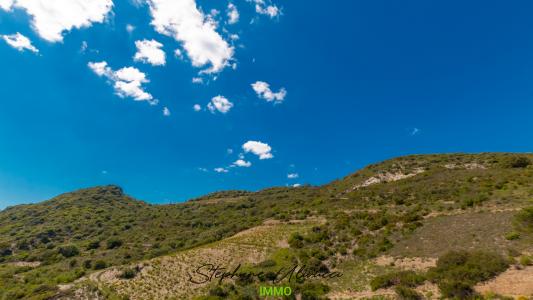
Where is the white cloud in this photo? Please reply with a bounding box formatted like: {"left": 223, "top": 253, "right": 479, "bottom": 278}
{"left": 80, "top": 41, "right": 88, "bottom": 53}
{"left": 0, "top": 0, "right": 13, "bottom": 10}
{"left": 126, "top": 24, "right": 135, "bottom": 33}
{"left": 411, "top": 128, "right": 420, "bottom": 136}
{"left": 233, "top": 159, "right": 251, "bottom": 167}
{"left": 249, "top": 0, "right": 280, "bottom": 18}
{"left": 193, "top": 104, "right": 202, "bottom": 111}
{"left": 192, "top": 77, "right": 203, "bottom": 84}
{"left": 287, "top": 173, "right": 299, "bottom": 179}
{"left": 163, "top": 107, "right": 171, "bottom": 116}
{"left": 207, "top": 95, "right": 233, "bottom": 114}
{"left": 88, "top": 61, "right": 112, "bottom": 77}
{"left": 227, "top": 148, "right": 234, "bottom": 154}
{"left": 242, "top": 140, "right": 273, "bottom": 160}
{"left": 292, "top": 183, "right": 301, "bottom": 188}
{"left": 174, "top": 48, "right": 183, "bottom": 59}
{"left": 2, "top": 32, "right": 38, "bottom": 53}
{"left": 0, "top": 0, "right": 113, "bottom": 42}
{"left": 88, "top": 61, "right": 156, "bottom": 103}
{"left": 227, "top": 3, "right": 239, "bottom": 24}
{"left": 134, "top": 39, "right": 166, "bottom": 66}
{"left": 251, "top": 81, "right": 286, "bottom": 103}
{"left": 145, "top": 0, "right": 234, "bottom": 73}
{"left": 214, "top": 167, "right": 228, "bottom": 173}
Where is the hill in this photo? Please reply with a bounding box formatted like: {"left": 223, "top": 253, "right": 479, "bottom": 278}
{"left": 1, "top": 153, "right": 533, "bottom": 299}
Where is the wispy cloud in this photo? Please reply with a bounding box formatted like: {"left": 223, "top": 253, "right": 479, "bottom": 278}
{"left": 2, "top": 33, "right": 39, "bottom": 53}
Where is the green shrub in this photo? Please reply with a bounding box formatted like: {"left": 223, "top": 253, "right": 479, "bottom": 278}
{"left": 58, "top": 245, "right": 80, "bottom": 258}
{"left": 370, "top": 271, "right": 425, "bottom": 291}
{"left": 288, "top": 233, "right": 304, "bottom": 248}
{"left": 519, "top": 256, "right": 532, "bottom": 266}
{"left": 437, "top": 280, "right": 474, "bottom": 299}
{"left": 505, "top": 232, "right": 520, "bottom": 240}
{"left": 0, "top": 244, "right": 12, "bottom": 257}
{"left": 106, "top": 239, "right": 123, "bottom": 249}
{"left": 256, "top": 259, "right": 276, "bottom": 268}
{"left": 296, "top": 282, "right": 330, "bottom": 300}
{"left": 515, "top": 207, "right": 533, "bottom": 230}
{"left": 86, "top": 240, "right": 100, "bottom": 250}
{"left": 427, "top": 250, "right": 509, "bottom": 298}
{"left": 501, "top": 156, "right": 531, "bottom": 168}
{"left": 93, "top": 260, "right": 107, "bottom": 270}
{"left": 395, "top": 285, "right": 422, "bottom": 300}
{"left": 119, "top": 267, "right": 139, "bottom": 279}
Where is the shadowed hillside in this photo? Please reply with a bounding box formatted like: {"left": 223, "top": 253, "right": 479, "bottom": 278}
{"left": 2, "top": 153, "right": 533, "bottom": 299}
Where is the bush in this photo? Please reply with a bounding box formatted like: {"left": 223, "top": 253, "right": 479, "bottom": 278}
{"left": 370, "top": 271, "right": 425, "bottom": 291}
{"left": 501, "top": 156, "right": 531, "bottom": 168}
{"left": 519, "top": 256, "right": 532, "bottom": 266}
{"left": 296, "top": 282, "right": 330, "bottom": 300}
{"left": 395, "top": 286, "right": 422, "bottom": 300}
{"left": 505, "top": 232, "right": 520, "bottom": 240}
{"left": 438, "top": 280, "right": 474, "bottom": 299}
{"left": 0, "top": 244, "right": 12, "bottom": 257}
{"left": 515, "top": 207, "right": 533, "bottom": 230}
{"left": 58, "top": 245, "right": 80, "bottom": 258}
{"left": 93, "top": 260, "right": 107, "bottom": 270}
{"left": 119, "top": 267, "right": 139, "bottom": 279}
{"left": 257, "top": 259, "right": 276, "bottom": 268}
{"left": 106, "top": 239, "right": 123, "bottom": 249}
{"left": 427, "top": 250, "right": 509, "bottom": 298}
{"left": 83, "top": 259, "right": 92, "bottom": 269}
{"left": 86, "top": 240, "right": 100, "bottom": 250}
{"left": 288, "top": 233, "right": 304, "bottom": 248}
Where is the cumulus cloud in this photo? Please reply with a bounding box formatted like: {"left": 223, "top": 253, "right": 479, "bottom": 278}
{"left": 287, "top": 173, "right": 299, "bottom": 179}
{"left": 214, "top": 167, "right": 228, "bottom": 173}
{"left": 251, "top": 81, "right": 286, "bottom": 103}
{"left": 163, "top": 107, "right": 171, "bottom": 116}
{"left": 227, "top": 3, "right": 239, "bottom": 24}
{"left": 292, "top": 183, "right": 301, "bottom": 188}
{"left": 233, "top": 159, "right": 251, "bottom": 167}
{"left": 207, "top": 95, "right": 233, "bottom": 114}
{"left": 145, "top": 0, "right": 234, "bottom": 73}
{"left": 249, "top": 0, "right": 280, "bottom": 18}
{"left": 2, "top": 32, "right": 38, "bottom": 53}
{"left": 88, "top": 61, "right": 156, "bottom": 103}
{"left": 193, "top": 104, "right": 202, "bottom": 111}
{"left": 242, "top": 140, "right": 273, "bottom": 160}
{"left": 134, "top": 39, "right": 166, "bottom": 66}
{"left": 0, "top": 0, "right": 113, "bottom": 42}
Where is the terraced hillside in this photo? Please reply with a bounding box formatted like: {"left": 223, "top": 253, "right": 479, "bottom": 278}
{"left": 2, "top": 153, "right": 533, "bottom": 299}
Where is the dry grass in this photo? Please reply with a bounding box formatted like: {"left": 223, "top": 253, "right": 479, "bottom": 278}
{"left": 475, "top": 265, "right": 533, "bottom": 298}
{"left": 389, "top": 211, "right": 532, "bottom": 257}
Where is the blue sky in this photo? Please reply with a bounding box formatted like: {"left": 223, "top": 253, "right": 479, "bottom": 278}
{"left": 1, "top": 0, "right": 532, "bottom": 208}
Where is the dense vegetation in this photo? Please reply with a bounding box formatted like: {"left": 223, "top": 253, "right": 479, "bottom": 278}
{"left": 1, "top": 153, "right": 533, "bottom": 299}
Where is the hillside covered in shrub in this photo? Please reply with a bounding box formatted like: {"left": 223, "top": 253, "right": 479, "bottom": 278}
{"left": 2, "top": 153, "right": 533, "bottom": 299}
